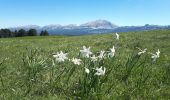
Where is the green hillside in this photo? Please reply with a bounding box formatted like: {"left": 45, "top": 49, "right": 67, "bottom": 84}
{"left": 0, "top": 30, "right": 170, "bottom": 99}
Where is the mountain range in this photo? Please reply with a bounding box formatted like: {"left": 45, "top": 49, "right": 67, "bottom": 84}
{"left": 8, "top": 20, "right": 170, "bottom": 35}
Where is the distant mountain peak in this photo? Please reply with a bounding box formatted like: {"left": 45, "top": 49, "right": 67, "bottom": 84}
{"left": 80, "top": 19, "right": 118, "bottom": 29}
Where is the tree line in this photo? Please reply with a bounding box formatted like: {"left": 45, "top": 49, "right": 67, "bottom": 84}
{"left": 0, "top": 28, "right": 49, "bottom": 38}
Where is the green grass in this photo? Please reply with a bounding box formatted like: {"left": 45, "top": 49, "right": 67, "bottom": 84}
{"left": 0, "top": 30, "right": 170, "bottom": 99}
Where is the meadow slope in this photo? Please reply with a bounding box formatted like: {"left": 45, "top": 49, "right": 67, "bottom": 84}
{"left": 0, "top": 30, "right": 170, "bottom": 99}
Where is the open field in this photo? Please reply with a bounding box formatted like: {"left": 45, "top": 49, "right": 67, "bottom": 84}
{"left": 0, "top": 30, "right": 170, "bottom": 99}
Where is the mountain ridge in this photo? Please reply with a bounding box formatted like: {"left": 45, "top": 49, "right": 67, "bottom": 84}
{"left": 5, "top": 20, "right": 170, "bottom": 35}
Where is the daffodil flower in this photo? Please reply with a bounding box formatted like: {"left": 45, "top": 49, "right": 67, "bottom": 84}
{"left": 115, "top": 33, "right": 119, "bottom": 40}
{"left": 108, "top": 46, "right": 116, "bottom": 57}
{"left": 85, "top": 67, "right": 90, "bottom": 74}
{"left": 80, "top": 46, "right": 92, "bottom": 58}
{"left": 53, "top": 51, "right": 68, "bottom": 62}
{"left": 72, "top": 58, "right": 81, "bottom": 65}
{"left": 98, "top": 50, "right": 105, "bottom": 59}
{"left": 136, "top": 47, "right": 147, "bottom": 55}
{"left": 95, "top": 66, "right": 106, "bottom": 76}
{"left": 91, "top": 55, "right": 98, "bottom": 62}
{"left": 150, "top": 49, "right": 160, "bottom": 61}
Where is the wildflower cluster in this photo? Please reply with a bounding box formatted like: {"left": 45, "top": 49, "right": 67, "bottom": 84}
{"left": 52, "top": 33, "right": 161, "bottom": 78}
{"left": 137, "top": 47, "right": 160, "bottom": 61}
{"left": 52, "top": 45, "right": 116, "bottom": 76}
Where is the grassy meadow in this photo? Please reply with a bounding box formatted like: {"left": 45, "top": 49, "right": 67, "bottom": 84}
{"left": 0, "top": 30, "right": 170, "bottom": 99}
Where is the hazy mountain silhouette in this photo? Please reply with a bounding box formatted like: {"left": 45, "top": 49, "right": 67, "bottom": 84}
{"left": 8, "top": 20, "right": 170, "bottom": 35}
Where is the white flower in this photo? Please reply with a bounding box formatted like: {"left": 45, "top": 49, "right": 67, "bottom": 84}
{"left": 136, "top": 47, "right": 147, "bottom": 55}
{"left": 156, "top": 49, "right": 160, "bottom": 57}
{"left": 110, "top": 46, "right": 115, "bottom": 53}
{"left": 108, "top": 46, "right": 116, "bottom": 57}
{"left": 72, "top": 58, "right": 81, "bottom": 65}
{"left": 91, "top": 55, "right": 98, "bottom": 62}
{"left": 80, "top": 46, "right": 92, "bottom": 58}
{"left": 151, "top": 49, "right": 160, "bottom": 61}
{"left": 53, "top": 51, "right": 68, "bottom": 62}
{"left": 98, "top": 50, "right": 105, "bottom": 59}
{"left": 115, "top": 33, "right": 119, "bottom": 40}
{"left": 85, "top": 67, "right": 90, "bottom": 74}
{"left": 95, "top": 66, "right": 106, "bottom": 76}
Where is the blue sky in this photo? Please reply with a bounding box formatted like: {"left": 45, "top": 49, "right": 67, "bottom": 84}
{"left": 0, "top": 0, "right": 170, "bottom": 28}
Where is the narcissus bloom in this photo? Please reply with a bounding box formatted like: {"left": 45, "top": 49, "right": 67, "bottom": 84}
{"left": 108, "top": 46, "right": 116, "bottom": 57}
{"left": 53, "top": 51, "right": 68, "bottom": 62}
{"left": 91, "top": 55, "right": 98, "bottom": 62}
{"left": 136, "top": 47, "right": 147, "bottom": 55}
{"left": 115, "top": 33, "right": 119, "bottom": 40}
{"left": 151, "top": 49, "right": 160, "bottom": 61}
{"left": 156, "top": 49, "right": 160, "bottom": 56}
{"left": 95, "top": 66, "right": 106, "bottom": 76}
{"left": 72, "top": 58, "right": 81, "bottom": 65}
{"left": 80, "top": 46, "right": 92, "bottom": 58}
{"left": 98, "top": 50, "right": 105, "bottom": 59}
{"left": 85, "top": 67, "right": 90, "bottom": 74}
